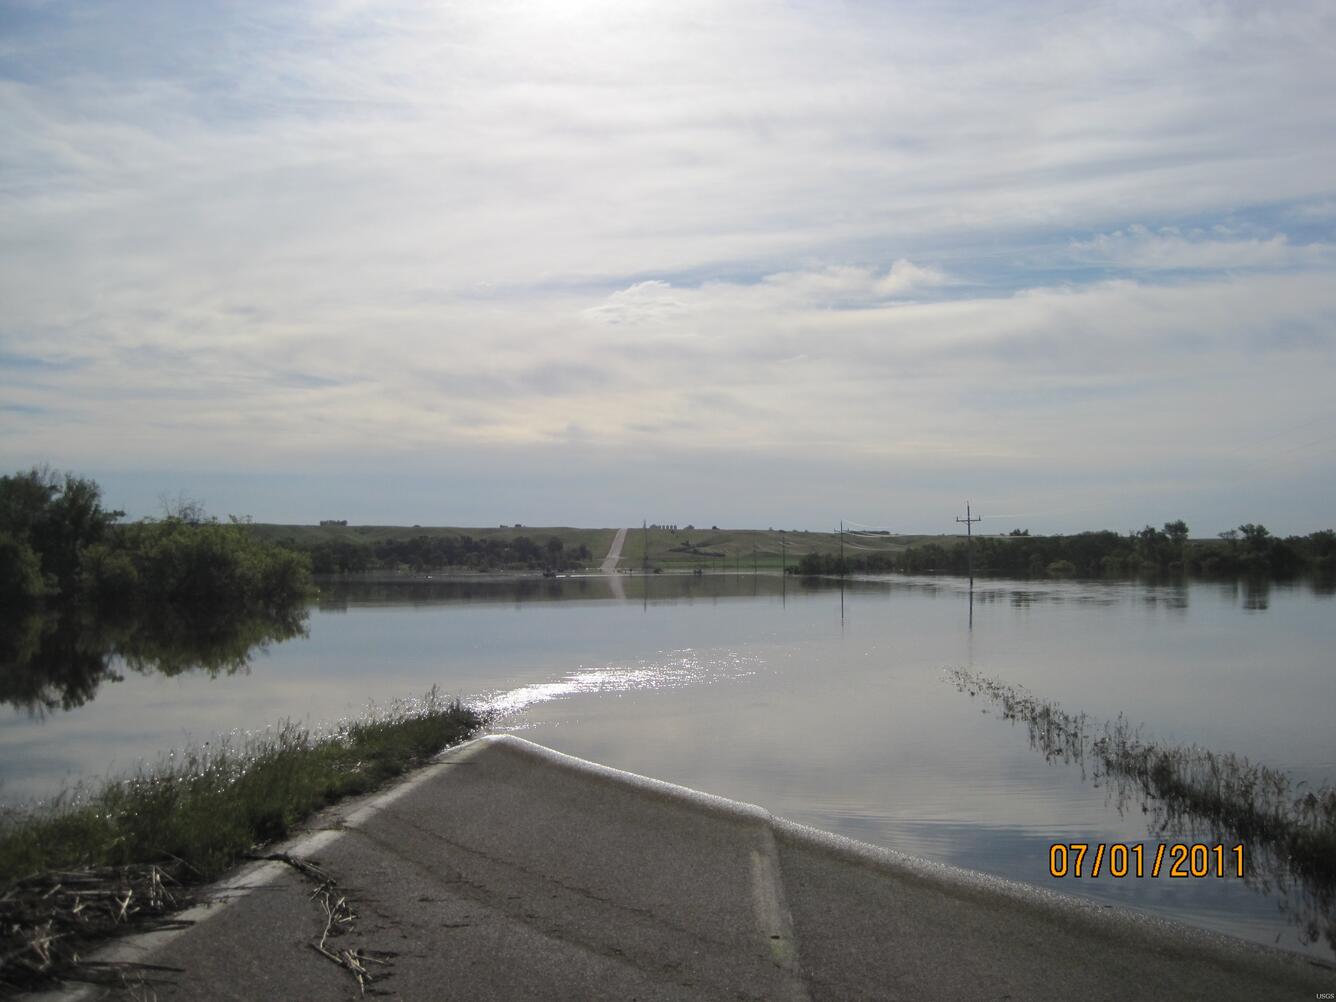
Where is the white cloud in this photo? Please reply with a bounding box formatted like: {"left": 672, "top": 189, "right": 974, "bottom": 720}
{"left": 757, "top": 260, "right": 947, "bottom": 305}
{"left": 1069, "top": 225, "right": 1331, "bottom": 271}
{"left": 583, "top": 260, "right": 948, "bottom": 331}
{"left": 2, "top": 0, "right": 1335, "bottom": 529}
{"left": 581, "top": 281, "right": 690, "bottom": 327}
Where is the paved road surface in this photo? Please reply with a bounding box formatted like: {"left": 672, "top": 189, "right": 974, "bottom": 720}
{"left": 54, "top": 736, "right": 1334, "bottom": 1001}
{"left": 599, "top": 526, "right": 627, "bottom": 574}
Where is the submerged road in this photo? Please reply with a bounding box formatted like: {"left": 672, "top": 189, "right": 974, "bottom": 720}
{"left": 62, "top": 736, "right": 1332, "bottom": 1000}
{"left": 599, "top": 526, "right": 627, "bottom": 574}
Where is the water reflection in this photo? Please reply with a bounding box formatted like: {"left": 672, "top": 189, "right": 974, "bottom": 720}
{"left": 10, "top": 572, "right": 1331, "bottom": 723}
{"left": 1241, "top": 578, "right": 1271, "bottom": 612}
{"left": 949, "top": 668, "right": 1336, "bottom": 956}
{"left": 310, "top": 570, "right": 1336, "bottom": 617}
{"left": 3, "top": 569, "right": 1335, "bottom": 959}
{"left": 0, "top": 607, "right": 308, "bottom": 716}
{"left": 486, "top": 649, "right": 760, "bottom": 718}
{"left": 314, "top": 572, "right": 850, "bottom": 607}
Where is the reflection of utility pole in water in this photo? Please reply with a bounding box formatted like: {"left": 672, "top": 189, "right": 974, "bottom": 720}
{"left": 966, "top": 588, "right": 976, "bottom": 662}
{"left": 641, "top": 519, "right": 650, "bottom": 611}
{"left": 833, "top": 526, "right": 844, "bottom": 627}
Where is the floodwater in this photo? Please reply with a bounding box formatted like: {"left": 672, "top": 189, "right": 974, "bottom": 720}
{"left": 2, "top": 572, "right": 1334, "bottom": 960}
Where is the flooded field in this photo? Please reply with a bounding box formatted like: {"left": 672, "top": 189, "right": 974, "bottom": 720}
{"left": 2, "top": 572, "right": 1333, "bottom": 959}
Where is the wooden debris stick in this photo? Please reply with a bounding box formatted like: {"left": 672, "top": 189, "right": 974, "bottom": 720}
{"left": 257, "top": 852, "right": 398, "bottom": 996}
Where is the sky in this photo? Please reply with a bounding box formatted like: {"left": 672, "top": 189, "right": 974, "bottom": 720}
{"left": 2, "top": 0, "right": 1334, "bottom": 535}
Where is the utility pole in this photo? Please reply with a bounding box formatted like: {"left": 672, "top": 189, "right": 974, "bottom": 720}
{"left": 839, "top": 520, "right": 844, "bottom": 576}
{"left": 956, "top": 502, "right": 981, "bottom": 586}
{"left": 642, "top": 519, "right": 649, "bottom": 575}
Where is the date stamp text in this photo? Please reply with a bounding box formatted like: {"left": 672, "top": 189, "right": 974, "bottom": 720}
{"left": 1048, "top": 842, "right": 1244, "bottom": 879}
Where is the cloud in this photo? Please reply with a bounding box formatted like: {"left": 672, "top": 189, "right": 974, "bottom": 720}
{"left": 2, "top": 1, "right": 1335, "bottom": 530}
{"left": 1069, "top": 225, "right": 1331, "bottom": 271}
{"left": 581, "top": 281, "right": 691, "bottom": 327}
{"left": 758, "top": 260, "right": 947, "bottom": 305}
{"left": 583, "top": 260, "right": 948, "bottom": 332}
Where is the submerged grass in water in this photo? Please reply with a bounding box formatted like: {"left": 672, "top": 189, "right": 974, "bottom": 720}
{"left": 0, "top": 689, "right": 485, "bottom": 992}
{"left": 948, "top": 667, "right": 1336, "bottom": 951}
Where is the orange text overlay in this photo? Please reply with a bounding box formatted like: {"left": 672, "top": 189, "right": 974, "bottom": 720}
{"left": 1048, "top": 843, "right": 1245, "bottom": 879}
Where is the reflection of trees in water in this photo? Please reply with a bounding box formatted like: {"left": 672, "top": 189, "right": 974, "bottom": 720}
{"left": 0, "top": 615, "right": 119, "bottom": 714}
{"left": 0, "top": 606, "right": 308, "bottom": 716}
{"left": 315, "top": 572, "right": 819, "bottom": 607}
{"left": 948, "top": 668, "right": 1336, "bottom": 956}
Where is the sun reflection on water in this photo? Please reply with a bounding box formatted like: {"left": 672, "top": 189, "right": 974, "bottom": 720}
{"left": 482, "top": 649, "right": 760, "bottom": 721}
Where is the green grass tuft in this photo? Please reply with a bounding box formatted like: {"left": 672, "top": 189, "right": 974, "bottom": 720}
{"left": 0, "top": 690, "right": 485, "bottom": 888}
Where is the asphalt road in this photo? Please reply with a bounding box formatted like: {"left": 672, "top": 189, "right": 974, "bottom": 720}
{"left": 51, "top": 736, "right": 1335, "bottom": 1001}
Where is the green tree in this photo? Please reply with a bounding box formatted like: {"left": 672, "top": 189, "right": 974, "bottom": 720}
{"left": 0, "top": 468, "right": 122, "bottom": 599}
{"left": 1163, "top": 520, "right": 1189, "bottom": 545}
{"left": 1238, "top": 523, "right": 1271, "bottom": 549}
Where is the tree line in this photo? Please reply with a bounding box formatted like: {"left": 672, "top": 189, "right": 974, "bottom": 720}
{"left": 793, "top": 521, "right": 1336, "bottom": 579}
{"left": 293, "top": 533, "right": 592, "bottom": 574}
{"left": 0, "top": 467, "right": 310, "bottom": 613}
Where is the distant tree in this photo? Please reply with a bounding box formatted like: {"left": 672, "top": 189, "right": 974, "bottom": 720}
{"left": 1159, "top": 520, "right": 1190, "bottom": 569}
{"left": 1238, "top": 523, "right": 1271, "bottom": 548}
{"left": 1163, "top": 520, "right": 1189, "bottom": 545}
{"left": 158, "top": 491, "right": 208, "bottom": 524}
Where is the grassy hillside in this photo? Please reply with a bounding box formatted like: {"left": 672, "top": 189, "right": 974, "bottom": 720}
{"left": 251, "top": 526, "right": 614, "bottom": 566}
{"left": 613, "top": 526, "right": 948, "bottom": 571}
{"left": 243, "top": 521, "right": 993, "bottom": 577}
{"left": 246, "top": 523, "right": 957, "bottom": 573}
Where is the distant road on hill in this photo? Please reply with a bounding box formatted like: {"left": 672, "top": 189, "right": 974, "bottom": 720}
{"left": 600, "top": 527, "right": 628, "bottom": 574}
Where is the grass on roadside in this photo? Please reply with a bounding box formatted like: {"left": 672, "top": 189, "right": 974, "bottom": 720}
{"left": 0, "top": 690, "right": 485, "bottom": 992}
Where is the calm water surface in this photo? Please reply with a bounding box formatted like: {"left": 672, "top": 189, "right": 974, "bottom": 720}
{"left": 2, "top": 573, "right": 1333, "bottom": 959}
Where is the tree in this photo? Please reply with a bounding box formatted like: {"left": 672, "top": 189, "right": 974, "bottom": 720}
{"left": 1238, "top": 523, "right": 1271, "bottom": 548}
{"left": 158, "top": 491, "right": 208, "bottom": 524}
{"left": 1163, "top": 520, "right": 1189, "bottom": 545}
{"left": 0, "top": 468, "right": 122, "bottom": 596}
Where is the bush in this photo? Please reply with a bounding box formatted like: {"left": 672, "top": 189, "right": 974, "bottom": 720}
{"left": 113, "top": 518, "right": 311, "bottom": 612}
